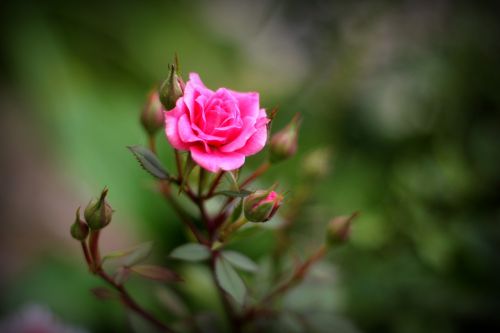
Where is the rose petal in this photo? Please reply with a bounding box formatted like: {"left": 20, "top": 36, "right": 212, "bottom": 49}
{"left": 219, "top": 116, "right": 258, "bottom": 153}
{"left": 165, "top": 108, "right": 189, "bottom": 150}
{"left": 237, "top": 121, "right": 268, "bottom": 155}
{"left": 230, "top": 91, "right": 259, "bottom": 119}
{"left": 190, "top": 146, "right": 245, "bottom": 172}
{"left": 189, "top": 73, "right": 210, "bottom": 90}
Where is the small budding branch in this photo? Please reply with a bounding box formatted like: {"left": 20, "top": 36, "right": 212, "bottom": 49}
{"left": 70, "top": 56, "right": 357, "bottom": 332}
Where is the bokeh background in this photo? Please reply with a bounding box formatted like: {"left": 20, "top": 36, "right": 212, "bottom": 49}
{"left": 1, "top": 0, "right": 499, "bottom": 332}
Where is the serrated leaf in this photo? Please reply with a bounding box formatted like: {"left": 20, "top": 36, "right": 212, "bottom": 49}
{"left": 170, "top": 243, "right": 210, "bottom": 262}
{"left": 222, "top": 251, "right": 258, "bottom": 273}
{"left": 214, "top": 190, "right": 252, "bottom": 198}
{"left": 91, "top": 287, "right": 117, "bottom": 300}
{"left": 215, "top": 256, "right": 246, "bottom": 305}
{"left": 131, "top": 265, "right": 183, "bottom": 282}
{"left": 103, "top": 241, "right": 153, "bottom": 267}
{"left": 127, "top": 145, "right": 170, "bottom": 180}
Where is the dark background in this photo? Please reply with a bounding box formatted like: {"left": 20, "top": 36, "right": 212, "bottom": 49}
{"left": 0, "top": 0, "right": 499, "bottom": 332}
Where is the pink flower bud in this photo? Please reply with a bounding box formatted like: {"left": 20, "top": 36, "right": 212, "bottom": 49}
{"left": 140, "top": 91, "right": 164, "bottom": 136}
{"left": 84, "top": 188, "right": 113, "bottom": 230}
{"left": 159, "top": 63, "right": 184, "bottom": 110}
{"left": 70, "top": 207, "right": 89, "bottom": 241}
{"left": 269, "top": 114, "right": 300, "bottom": 163}
{"left": 326, "top": 212, "right": 359, "bottom": 245}
{"left": 244, "top": 190, "right": 283, "bottom": 223}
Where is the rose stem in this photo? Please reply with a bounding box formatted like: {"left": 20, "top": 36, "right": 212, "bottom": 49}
{"left": 97, "top": 269, "right": 176, "bottom": 333}
{"left": 174, "top": 150, "right": 183, "bottom": 181}
{"left": 88, "top": 230, "right": 101, "bottom": 272}
{"left": 205, "top": 171, "right": 225, "bottom": 199}
{"left": 191, "top": 177, "right": 240, "bottom": 331}
{"left": 260, "top": 244, "right": 327, "bottom": 305}
{"left": 160, "top": 180, "right": 208, "bottom": 245}
{"left": 147, "top": 135, "right": 157, "bottom": 155}
{"left": 240, "top": 161, "right": 270, "bottom": 189}
{"left": 82, "top": 232, "right": 176, "bottom": 332}
{"left": 80, "top": 241, "right": 93, "bottom": 269}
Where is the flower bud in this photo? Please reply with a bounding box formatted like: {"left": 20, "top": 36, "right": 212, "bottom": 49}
{"left": 140, "top": 90, "right": 164, "bottom": 136}
{"left": 84, "top": 188, "right": 113, "bottom": 230}
{"left": 302, "top": 147, "right": 331, "bottom": 180}
{"left": 269, "top": 114, "right": 300, "bottom": 163}
{"left": 244, "top": 190, "right": 283, "bottom": 222}
{"left": 326, "top": 212, "right": 358, "bottom": 245}
{"left": 70, "top": 207, "right": 89, "bottom": 241}
{"left": 159, "top": 64, "right": 184, "bottom": 110}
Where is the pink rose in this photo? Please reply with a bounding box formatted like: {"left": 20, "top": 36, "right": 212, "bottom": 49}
{"left": 164, "top": 73, "right": 269, "bottom": 172}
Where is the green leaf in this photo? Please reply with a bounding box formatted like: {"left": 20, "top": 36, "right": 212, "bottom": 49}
{"left": 215, "top": 256, "right": 246, "bottom": 305}
{"left": 214, "top": 190, "right": 252, "bottom": 198}
{"left": 131, "top": 265, "right": 183, "bottom": 282}
{"left": 127, "top": 145, "right": 170, "bottom": 180}
{"left": 102, "top": 241, "right": 154, "bottom": 267}
{"left": 169, "top": 243, "right": 210, "bottom": 262}
{"left": 222, "top": 251, "right": 258, "bottom": 272}
{"left": 224, "top": 170, "right": 240, "bottom": 191}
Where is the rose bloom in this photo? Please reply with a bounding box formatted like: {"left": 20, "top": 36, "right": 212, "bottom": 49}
{"left": 164, "top": 73, "right": 269, "bottom": 172}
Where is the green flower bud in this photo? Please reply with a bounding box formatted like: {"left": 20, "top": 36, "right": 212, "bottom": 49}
{"left": 159, "top": 64, "right": 184, "bottom": 110}
{"left": 269, "top": 114, "right": 300, "bottom": 163}
{"left": 84, "top": 188, "right": 113, "bottom": 230}
{"left": 70, "top": 207, "right": 89, "bottom": 241}
{"left": 244, "top": 190, "right": 283, "bottom": 223}
{"left": 302, "top": 147, "right": 331, "bottom": 180}
{"left": 326, "top": 212, "right": 358, "bottom": 246}
{"left": 140, "top": 90, "right": 164, "bottom": 136}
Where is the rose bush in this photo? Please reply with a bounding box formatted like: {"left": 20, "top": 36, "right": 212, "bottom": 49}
{"left": 164, "top": 73, "right": 269, "bottom": 172}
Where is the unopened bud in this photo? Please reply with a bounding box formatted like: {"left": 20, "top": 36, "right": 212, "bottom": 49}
{"left": 269, "top": 114, "right": 300, "bottom": 163}
{"left": 326, "top": 212, "right": 358, "bottom": 245}
{"left": 70, "top": 207, "right": 89, "bottom": 241}
{"left": 84, "top": 188, "right": 113, "bottom": 230}
{"left": 302, "top": 147, "right": 331, "bottom": 180}
{"left": 244, "top": 190, "right": 283, "bottom": 222}
{"left": 159, "top": 64, "right": 184, "bottom": 110}
{"left": 140, "top": 90, "right": 164, "bottom": 136}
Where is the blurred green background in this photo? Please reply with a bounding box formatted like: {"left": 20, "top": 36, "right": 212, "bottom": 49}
{"left": 1, "top": 0, "right": 499, "bottom": 332}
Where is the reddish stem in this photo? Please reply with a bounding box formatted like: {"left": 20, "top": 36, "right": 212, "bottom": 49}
{"left": 261, "top": 245, "right": 327, "bottom": 305}
{"left": 205, "top": 171, "right": 225, "bottom": 198}
{"left": 160, "top": 181, "right": 208, "bottom": 245}
{"left": 97, "top": 269, "right": 175, "bottom": 332}
{"left": 89, "top": 230, "right": 101, "bottom": 272}
{"left": 80, "top": 241, "right": 93, "bottom": 268}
